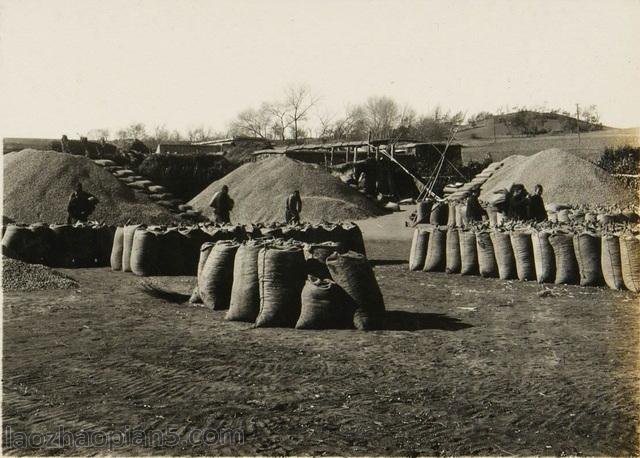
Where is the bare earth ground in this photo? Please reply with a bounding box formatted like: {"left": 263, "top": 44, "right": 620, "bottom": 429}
{"left": 2, "top": 233, "right": 639, "bottom": 455}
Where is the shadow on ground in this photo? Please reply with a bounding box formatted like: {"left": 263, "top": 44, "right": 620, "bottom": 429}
{"left": 384, "top": 311, "right": 473, "bottom": 331}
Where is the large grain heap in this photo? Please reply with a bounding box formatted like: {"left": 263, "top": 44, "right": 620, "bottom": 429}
{"left": 480, "top": 148, "right": 636, "bottom": 207}
{"left": 3, "top": 149, "right": 176, "bottom": 224}
{"left": 189, "top": 156, "right": 385, "bottom": 223}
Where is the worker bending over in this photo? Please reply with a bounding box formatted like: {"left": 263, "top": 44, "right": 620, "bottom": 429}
{"left": 67, "top": 182, "right": 99, "bottom": 224}
{"left": 285, "top": 190, "right": 302, "bottom": 224}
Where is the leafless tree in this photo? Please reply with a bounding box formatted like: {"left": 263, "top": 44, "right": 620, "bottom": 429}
{"left": 315, "top": 110, "right": 335, "bottom": 139}
{"left": 229, "top": 103, "right": 272, "bottom": 139}
{"left": 284, "top": 84, "right": 319, "bottom": 143}
{"left": 85, "top": 128, "right": 110, "bottom": 141}
{"left": 266, "top": 102, "right": 293, "bottom": 141}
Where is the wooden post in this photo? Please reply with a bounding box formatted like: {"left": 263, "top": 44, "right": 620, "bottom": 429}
{"left": 353, "top": 146, "right": 357, "bottom": 164}
{"left": 367, "top": 131, "right": 372, "bottom": 158}
{"left": 576, "top": 103, "right": 581, "bottom": 146}
{"left": 330, "top": 147, "right": 334, "bottom": 166}
{"left": 345, "top": 147, "right": 349, "bottom": 163}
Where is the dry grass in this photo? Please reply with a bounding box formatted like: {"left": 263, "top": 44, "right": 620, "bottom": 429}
{"left": 461, "top": 128, "right": 640, "bottom": 163}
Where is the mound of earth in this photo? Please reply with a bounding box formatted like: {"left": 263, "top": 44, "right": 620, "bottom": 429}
{"left": 2, "top": 256, "right": 78, "bottom": 291}
{"left": 480, "top": 148, "right": 637, "bottom": 208}
{"left": 3, "top": 149, "right": 177, "bottom": 225}
{"left": 189, "top": 156, "right": 386, "bottom": 223}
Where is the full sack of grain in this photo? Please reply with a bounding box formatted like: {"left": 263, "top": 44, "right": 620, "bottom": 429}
{"left": 200, "top": 240, "right": 240, "bottom": 309}
{"left": 226, "top": 241, "right": 265, "bottom": 322}
{"left": 573, "top": 232, "right": 603, "bottom": 286}
{"left": 459, "top": 229, "right": 478, "bottom": 275}
{"left": 476, "top": 230, "right": 498, "bottom": 278}
{"left": 2, "top": 224, "right": 43, "bottom": 264}
{"left": 531, "top": 230, "right": 555, "bottom": 283}
{"left": 619, "top": 234, "right": 640, "bottom": 292}
{"left": 491, "top": 231, "right": 516, "bottom": 280}
{"left": 190, "top": 242, "right": 216, "bottom": 303}
{"left": 601, "top": 234, "right": 624, "bottom": 290}
{"left": 326, "top": 251, "right": 385, "bottom": 331}
{"left": 295, "top": 276, "right": 353, "bottom": 330}
{"left": 49, "top": 224, "right": 75, "bottom": 267}
{"left": 130, "top": 228, "right": 160, "bottom": 276}
{"left": 549, "top": 233, "right": 579, "bottom": 285}
{"left": 423, "top": 226, "right": 447, "bottom": 272}
{"left": 304, "top": 241, "right": 342, "bottom": 279}
{"left": 416, "top": 200, "right": 433, "bottom": 224}
{"left": 29, "top": 223, "right": 56, "bottom": 265}
{"left": 122, "top": 224, "right": 142, "bottom": 272}
{"left": 409, "top": 228, "right": 429, "bottom": 271}
{"left": 445, "top": 228, "right": 461, "bottom": 273}
{"left": 447, "top": 202, "right": 457, "bottom": 227}
{"left": 510, "top": 230, "right": 535, "bottom": 281}
{"left": 342, "top": 222, "right": 366, "bottom": 255}
{"left": 157, "top": 229, "right": 186, "bottom": 275}
{"left": 110, "top": 227, "right": 125, "bottom": 270}
{"left": 255, "top": 244, "right": 306, "bottom": 327}
{"left": 430, "top": 202, "right": 448, "bottom": 225}
{"left": 95, "top": 225, "right": 115, "bottom": 267}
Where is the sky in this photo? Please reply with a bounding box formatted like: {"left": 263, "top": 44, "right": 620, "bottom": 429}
{"left": 1, "top": 0, "right": 639, "bottom": 139}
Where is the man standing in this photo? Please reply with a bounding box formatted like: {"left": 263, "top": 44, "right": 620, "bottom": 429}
{"left": 528, "top": 184, "right": 547, "bottom": 222}
{"left": 507, "top": 184, "right": 529, "bottom": 221}
{"left": 285, "top": 190, "right": 302, "bottom": 224}
{"left": 209, "top": 185, "right": 234, "bottom": 224}
{"left": 67, "top": 182, "right": 99, "bottom": 224}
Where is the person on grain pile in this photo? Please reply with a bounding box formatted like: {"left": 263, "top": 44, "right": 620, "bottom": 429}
{"left": 285, "top": 190, "right": 303, "bottom": 224}
{"left": 506, "top": 183, "right": 529, "bottom": 221}
{"left": 67, "top": 182, "right": 99, "bottom": 224}
{"left": 465, "top": 187, "right": 485, "bottom": 222}
{"left": 209, "top": 185, "right": 234, "bottom": 224}
{"left": 528, "top": 184, "right": 547, "bottom": 222}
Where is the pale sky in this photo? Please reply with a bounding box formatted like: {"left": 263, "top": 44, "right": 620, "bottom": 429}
{"left": 1, "top": 0, "right": 639, "bottom": 138}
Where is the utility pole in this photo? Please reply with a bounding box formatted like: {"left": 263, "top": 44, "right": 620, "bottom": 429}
{"left": 493, "top": 115, "right": 497, "bottom": 144}
{"left": 576, "top": 103, "right": 581, "bottom": 146}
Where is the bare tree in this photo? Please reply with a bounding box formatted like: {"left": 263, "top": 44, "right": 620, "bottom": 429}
{"left": 315, "top": 110, "right": 335, "bottom": 139}
{"left": 364, "top": 96, "right": 400, "bottom": 138}
{"left": 229, "top": 103, "right": 272, "bottom": 139}
{"left": 125, "top": 123, "right": 147, "bottom": 140}
{"left": 266, "top": 102, "right": 292, "bottom": 141}
{"left": 284, "top": 84, "right": 318, "bottom": 143}
{"left": 85, "top": 128, "right": 110, "bottom": 141}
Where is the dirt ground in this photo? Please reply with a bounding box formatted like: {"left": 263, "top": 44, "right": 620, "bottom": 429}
{"left": 3, "top": 236, "right": 639, "bottom": 456}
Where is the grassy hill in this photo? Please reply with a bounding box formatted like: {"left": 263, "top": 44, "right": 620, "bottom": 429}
{"left": 460, "top": 127, "right": 640, "bottom": 163}
{"left": 458, "top": 110, "right": 605, "bottom": 140}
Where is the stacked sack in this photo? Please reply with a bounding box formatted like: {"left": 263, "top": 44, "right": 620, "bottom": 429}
{"left": 190, "top": 238, "right": 385, "bottom": 330}
{"left": 408, "top": 222, "right": 640, "bottom": 292}
{"left": 2, "top": 222, "right": 115, "bottom": 268}
{"left": 111, "top": 222, "right": 367, "bottom": 277}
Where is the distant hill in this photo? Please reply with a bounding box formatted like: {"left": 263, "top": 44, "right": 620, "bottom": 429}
{"left": 460, "top": 127, "right": 640, "bottom": 164}
{"left": 458, "top": 111, "right": 606, "bottom": 140}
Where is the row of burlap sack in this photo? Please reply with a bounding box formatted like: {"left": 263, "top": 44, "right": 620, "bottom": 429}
{"left": 415, "top": 199, "right": 639, "bottom": 230}
{"left": 189, "top": 239, "right": 385, "bottom": 330}
{"left": 2, "top": 222, "right": 115, "bottom": 268}
{"left": 111, "top": 222, "right": 367, "bottom": 277}
{"left": 409, "top": 225, "right": 640, "bottom": 292}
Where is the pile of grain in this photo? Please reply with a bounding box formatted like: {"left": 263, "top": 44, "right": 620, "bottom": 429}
{"left": 2, "top": 256, "right": 78, "bottom": 291}
{"left": 480, "top": 148, "right": 636, "bottom": 207}
{"left": 3, "top": 149, "right": 176, "bottom": 225}
{"left": 189, "top": 156, "right": 386, "bottom": 224}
